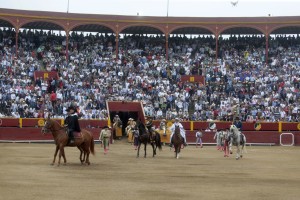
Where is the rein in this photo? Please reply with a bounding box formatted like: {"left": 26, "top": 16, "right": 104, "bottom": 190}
{"left": 44, "top": 120, "right": 66, "bottom": 133}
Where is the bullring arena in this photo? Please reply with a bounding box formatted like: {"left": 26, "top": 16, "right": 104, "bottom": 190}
{"left": 1, "top": 4, "right": 300, "bottom": 200}
{"left": 0, "top": 141, "right": 300, "bottom": 200}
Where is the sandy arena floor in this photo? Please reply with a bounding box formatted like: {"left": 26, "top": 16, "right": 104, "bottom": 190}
{"left": 0, "top": 140, "right": 299, "bottom": 200}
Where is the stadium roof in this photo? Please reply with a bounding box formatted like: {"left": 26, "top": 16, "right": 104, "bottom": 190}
{"left": 0, "top": 8, "right": 300, "bottom": 35}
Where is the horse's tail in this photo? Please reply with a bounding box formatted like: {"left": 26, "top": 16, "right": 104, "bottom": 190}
{"left": 90, "top": 133, "right": 95, "bottom": 155}
{"left": 156, "top": 133, "right": 162, "bottom": 150}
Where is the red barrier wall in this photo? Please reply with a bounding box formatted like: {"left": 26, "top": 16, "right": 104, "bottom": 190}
{"left": 1, "top": 127, "right": 299, "bottom": 146}
{"left": 2, "top": 118, "right": 300, "bottom": 132}
{"left": 1, "top": 118, "right": 300, "bottom": 145}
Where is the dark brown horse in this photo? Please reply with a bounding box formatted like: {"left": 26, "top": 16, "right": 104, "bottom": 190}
{"left": 42, "top": 117, "right": 95, "bottom": 166}
{"left": 136, "top": 120, "right": 162, "bottom": 158}
{"left": 172, "top": 125, "right": 184, "bottom": 159}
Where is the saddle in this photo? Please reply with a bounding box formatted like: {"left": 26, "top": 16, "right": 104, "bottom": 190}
{"left": 66, "top": 131, "right": 83, "bottom": 139}
{"left": 73, "top": 131, "right": 83, "bottom": 139}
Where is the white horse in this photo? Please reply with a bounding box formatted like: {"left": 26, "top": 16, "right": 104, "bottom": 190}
{"left": 229, "top": 125, "right": 246, "bottom": 160}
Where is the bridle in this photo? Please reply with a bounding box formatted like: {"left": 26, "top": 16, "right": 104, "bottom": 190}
{"left": 42, "top": 119, "right": 65, "bottom": 134}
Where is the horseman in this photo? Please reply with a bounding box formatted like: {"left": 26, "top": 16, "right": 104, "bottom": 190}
{"left": 113, "top": 114, "right": 122, "bottom": 128}
{"left": 169, "top": 118, "right": 187, "bottom": 147}
{"left": 159, "top": 119, "right": 167, "bottom": 136}
{"left": 233, "top": 117, "right": 242, "bottom": 131}
{"left": 145, "top": 116, "right": 156, "bottom": 142}
{"left": 113, "top": 114, "right": 123, "bottom": 138}
{"left": 64, "top": 105, "right": 81, "bottom": 144}
{"left": 125, "top": 118, "right": 136, "bottom": 136}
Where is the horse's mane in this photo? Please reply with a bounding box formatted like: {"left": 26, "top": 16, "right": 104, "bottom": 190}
{"left": 230, "top": 125, "right": 240, "bottom": 135}
{"left": 175, "top": 125, "right": 181, "bottom": 133}
{"left": 136, "top": 120, "right": 147, "bottom": 135}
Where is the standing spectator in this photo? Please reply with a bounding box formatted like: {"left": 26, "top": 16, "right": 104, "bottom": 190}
{"left": 50, "top": 91, "right": 57, "bottom": 108}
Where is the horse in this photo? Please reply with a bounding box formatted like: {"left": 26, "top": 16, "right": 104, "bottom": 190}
{"left": 135, "top": 120, "right": 162, "bottom": 158}
{"left": 229, "top": 124, "right": 246, "bottom": 160}
{"left": 42, "top": 116, "right": 95, "bottom": 166}
{"left": 172, "top": 125, "right": 184, "bottom": 159}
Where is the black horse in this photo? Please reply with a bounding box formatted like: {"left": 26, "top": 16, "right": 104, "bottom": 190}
{"left": 136, "top": 120, "right": 162, "bottom": 158}
{"left": 172, "top": 125, "right": 184, "bottom": 159}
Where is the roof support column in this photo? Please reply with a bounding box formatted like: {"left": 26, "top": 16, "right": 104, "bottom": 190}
{"left": 215, "top": 34, "right": 219, "bottom": 62}
{"left": 265, "top": 35, "right": 269, "bottom": 65}
{"left": 115, "top": 33, "right": 119, "bottom": 60}
{"left": 15, "top": 28, "right": 19, "bottom": 59}
{"left": 66, "top": 31, "right": 69, "bottom": 64}
{"left": 165, "top": 34, "right": 169, "bottom": 60}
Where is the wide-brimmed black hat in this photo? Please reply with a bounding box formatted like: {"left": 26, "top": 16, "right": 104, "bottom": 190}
{"left": 66, "top": 105, "right": 77, "bottom": 112}
{"left": 103, "top": 125, "right": 110, "bottom": 129}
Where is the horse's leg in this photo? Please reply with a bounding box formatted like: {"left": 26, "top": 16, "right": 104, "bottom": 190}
{"left": 51, "top": 145, "right": 59, "bottom": 165}
{"left": 151, "top": 143, "right": 155, "bottom": 157}
{"left": 236, "top": 145, "right": 240, "bottom": 160}
{"left": 57, "top": 145, "right": 65, "bottom": 166}
{"left": 137, "top": 143, "right": 141, "bottom": 158}
{"left": 240, "top": 144, "right": 244, "bottom": 158}
{"left": 81, "top": 143, "right": 90, "bottom": 165}
{"left": 174, "top": 145, "right": 177, "bottom": 158}
{"left": 85, "top": 151, "right": 90, "bottom": 165}
{"left": 176, "top": 146, "right": 180, "bottom": 159}
{"left": 77, "top": 146, "right": 84, "bottom": 164}
{"left": 144, "top": 143, "right": 147, "bottom": 158}
{"left": 61, "top": 147, "right": 67, "bottom": 165}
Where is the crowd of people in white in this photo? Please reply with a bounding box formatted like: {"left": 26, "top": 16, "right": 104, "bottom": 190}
{"left": 0, "top": 28, "right": 299, "bottom": 122}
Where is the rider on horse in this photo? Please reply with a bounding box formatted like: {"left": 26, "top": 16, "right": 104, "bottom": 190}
{"left": 64, "top": 105, "right": 81, "bottom": 144}
{"left": 233, "top": 117, "right": 244, "bottom": 144}
{"left": 169, "top": 118, "right": 187, "bottom": 147}
{"left": 145, "top": 117, "right": 156, "bottom": 142}
{"left": 113, "top": 114, "right": 122, "bottom": 128}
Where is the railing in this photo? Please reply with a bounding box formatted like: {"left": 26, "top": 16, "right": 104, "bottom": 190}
{"left": 1, "top": 118, "right": 300, "bottom": 132}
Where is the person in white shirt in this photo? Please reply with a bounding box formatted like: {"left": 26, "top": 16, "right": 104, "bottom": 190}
{"left": 169, "top": 118, "right": 187, "bottom": 147}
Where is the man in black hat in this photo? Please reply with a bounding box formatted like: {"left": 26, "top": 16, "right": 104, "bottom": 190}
{"left": 233, "top": 116, "right": 242, "bottom": 131}
{"left": 64, "top": 105, "right": 81, "bottom": 143}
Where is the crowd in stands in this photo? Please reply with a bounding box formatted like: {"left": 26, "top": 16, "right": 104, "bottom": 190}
{"left": 0, "top": 27, "right": 300, "bottom": 123}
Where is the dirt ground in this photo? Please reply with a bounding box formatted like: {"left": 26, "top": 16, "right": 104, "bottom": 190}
{"left": 0, "top": 140, "right": 299, "bottom": 200}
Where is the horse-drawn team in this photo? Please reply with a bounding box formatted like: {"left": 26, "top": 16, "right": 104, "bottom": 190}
{"left": 41, "top": 106, "right": 247, "bottom": 166}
